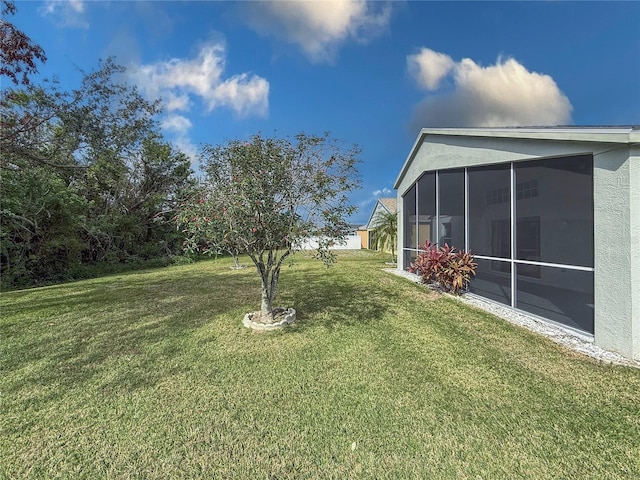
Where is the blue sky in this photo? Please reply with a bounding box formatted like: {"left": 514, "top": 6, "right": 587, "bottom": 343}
{"left": 12, "top": 0, "right": 640, "bottom": 224}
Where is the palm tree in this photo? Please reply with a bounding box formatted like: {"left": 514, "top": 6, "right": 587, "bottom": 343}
{"left": 370, "top": 211, "right": 397, "bottom": 264}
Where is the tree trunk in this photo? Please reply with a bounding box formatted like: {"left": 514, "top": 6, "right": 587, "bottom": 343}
{"left": 250, "top": 251, "right": 288, "bottom": 324}
{"left": 260, "top": 281, "right": 274, "bottom": 323}
{"left": 258, "top": 265, "right": 275, "bottom": 323}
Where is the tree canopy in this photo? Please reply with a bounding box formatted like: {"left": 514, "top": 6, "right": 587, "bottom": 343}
{"left": 179, "top": 132, "right": 361, "bottom": 323}
{"left": 1, "top": 56, "right": 194, "bottom": 288}
{"left": 0, "top": 0, "right": 46, "bottom": 86}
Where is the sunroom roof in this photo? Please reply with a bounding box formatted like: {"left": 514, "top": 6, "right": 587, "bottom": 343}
{"left": 393, "top": 126, "right": 640, "bottom": 190}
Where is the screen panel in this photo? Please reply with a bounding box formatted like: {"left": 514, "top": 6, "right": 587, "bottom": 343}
{"left": 516, "top": 264, "right": 594, "bottom": 333}
{"left": 468, "top": 164, "right": 511, "bottom": 258}
{"left": 403, "top": 184, "right": 417, "bottom": 249}
{"left": 469, "top": 258, "right": 511, "bottom": 306}
{"left": 438, "top": 168, "right": 465, "bottom": 250}
{"left": 515, "top": 155, "right": 593, "bottom": 267}
{"left": 417, "top": 173, "right": 436, "bottom": 247}
{"left": 403, "top": 250, "right": 418, "bottom": 270}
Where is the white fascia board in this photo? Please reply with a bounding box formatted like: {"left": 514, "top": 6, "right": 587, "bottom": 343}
{"left": 393, "top": 130, "right": 430, "bottom": 190}
{"left": 421, "top": 127, "right": 637, "bottom": 143}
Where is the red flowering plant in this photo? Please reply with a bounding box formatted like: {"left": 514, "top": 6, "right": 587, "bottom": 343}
{"left": 408, "top": 241, "right": 477, "bottom": 295}
{"left": 178, "top": 133, "right": 361, "bottom": 324}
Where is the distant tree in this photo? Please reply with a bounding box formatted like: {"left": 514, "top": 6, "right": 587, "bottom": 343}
{"left": 179, "top": 133, "right": 361, "bottom": 324}
{"left": 370, "top": 210, "right": 397, "bottom": 263}
{"left": 0, "top": 165, "right": 86, "bottom": 286}
{"left": 1, "top": 57, "right": 160, "bottom": 171}
{"left": 0, "top": 0, "right": 46, "bottom": 86}
{"left": 0, "top": 58, "right": 194, "bottom": 287}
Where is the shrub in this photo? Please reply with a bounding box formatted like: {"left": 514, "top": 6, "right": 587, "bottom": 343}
{"left": 408, "top": 241, "right": 477, "bottom": 294}
{"left": 171, "top": 255, "right": 195, "bottom": 266}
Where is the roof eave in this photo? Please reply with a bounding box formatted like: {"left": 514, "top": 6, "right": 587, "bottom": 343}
{"left": 393, "top": 129, "right": 429, "bottom": 190}
{"left": 393, "top": 126, "right": 639, "bottom": 191}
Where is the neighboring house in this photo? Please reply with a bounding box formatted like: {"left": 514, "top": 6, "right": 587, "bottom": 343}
{"left": 356, "top": 225, "right": 369, "bottom": 249}
{"left": 365, "top": 198, "right": 397, "bottom": 251}
{"left": 394, "top": 126, "right": 639, "bottom": 361}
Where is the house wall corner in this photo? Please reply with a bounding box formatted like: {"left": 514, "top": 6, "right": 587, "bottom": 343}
{"left": 629, "top": 146, "right": 640, "bottom": 360}
{"left": 593, "top": 146, "right": 639, "bottom": 359}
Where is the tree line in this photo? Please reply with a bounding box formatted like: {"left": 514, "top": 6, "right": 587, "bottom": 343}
{"left": 1, "top": 2, "right": 194, "bottom": 288}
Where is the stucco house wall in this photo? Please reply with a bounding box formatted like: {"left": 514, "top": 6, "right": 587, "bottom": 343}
{"left": 356, "top": 229, "right": 369, "bottom": 249}
{"left": 394, "top": 127, "right": 639, "bottom": 360}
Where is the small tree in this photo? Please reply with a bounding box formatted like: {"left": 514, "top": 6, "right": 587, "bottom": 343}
{"left": 370, "top": 210, "right": 397, "bottom": 263}
{"left": 179, "top": 133, "right": 361, "bottom": 323}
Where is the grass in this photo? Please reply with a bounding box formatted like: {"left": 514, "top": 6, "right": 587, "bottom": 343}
{"left": 1, "top": 250, "right": 639, "bottom": 479}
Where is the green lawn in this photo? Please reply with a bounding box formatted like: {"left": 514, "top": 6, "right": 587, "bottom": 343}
{"left": 1, "top": 251, "right": 639, "bottom": 479}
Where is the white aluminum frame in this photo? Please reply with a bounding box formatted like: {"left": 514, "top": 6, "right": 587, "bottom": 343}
{"left": 401, "top": 160, "right": 595, "bottom": 312}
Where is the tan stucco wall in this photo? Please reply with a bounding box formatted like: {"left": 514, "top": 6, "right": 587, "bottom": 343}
{"left": 357, "top": 230, "right": 369, "bottom": 249}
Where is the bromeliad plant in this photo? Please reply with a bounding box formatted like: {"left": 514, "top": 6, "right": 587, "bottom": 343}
{"left": 408, "top": 241, "right": 477, "bottom": 294}
{"left": 178, "top": 133, "right": 361, "bottom": 324}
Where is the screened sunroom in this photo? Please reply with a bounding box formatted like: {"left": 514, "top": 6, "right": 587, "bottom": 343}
{"left": 394, "top": 127, "right": 639, "bottom": 360}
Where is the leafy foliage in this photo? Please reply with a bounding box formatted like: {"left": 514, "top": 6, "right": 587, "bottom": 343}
{"left": 1, "top": 57, "right": 194, "bottom": 288}
{"left": 178, "top": 132, "right": 361, "bottom": 322}
{"left": 408, "top": 241, "right": 477, "bottom": 294}
{"left": 370, "top": 210, "right": 397, "bottom": 263}
{"left": 1, "top": 57, "right": 160, "bottom": 171}
{"left": 0, "top": 1, "right": 47, "bottom": 86}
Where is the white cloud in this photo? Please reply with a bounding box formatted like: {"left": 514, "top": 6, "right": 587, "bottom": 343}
{"left": 161, "top": 114, "right": 192, "bottom": 135}
{"left": 39, "top": 0, "right": 89, "bottom": 29}
{"left": 373, "top": 187, "right": 393, "bottom": 197}
{"left": 130, "top": 40, "right": 269, "bottom": 170}
{"left": 147, "top": 114, "right": 196, "bottom": 167}
{"left": 408, "top": 49, "right": 573, "bottom": 130}
{"left": 359, "top": 187, "right": 393, "bottom": 210}
{"left": 158, "top": 115, "right": 198, "bottom": 168}
{"left": 358, "top": 198, "right": 375, "bottom": 208}
{"left": 242, "top": 0, "right": 393, "bottom": 63}
{"left": 163, "top": 93, "right": 191, "bottom": 112}
{"left": 131, "top": 41, "right": 269, "bottom": 117}
{"left": 407, "top": 48, "right": 455, "bottom": 91}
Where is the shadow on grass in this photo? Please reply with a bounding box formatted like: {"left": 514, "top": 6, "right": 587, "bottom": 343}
{"left": 277, "top": 269, "right": 394, "bottom": 331}
{"left": 1, "top": 267, "right": 259, "bottom": 400}
{"left": 2, "top": 256, "right": 399, "bottom": 402}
